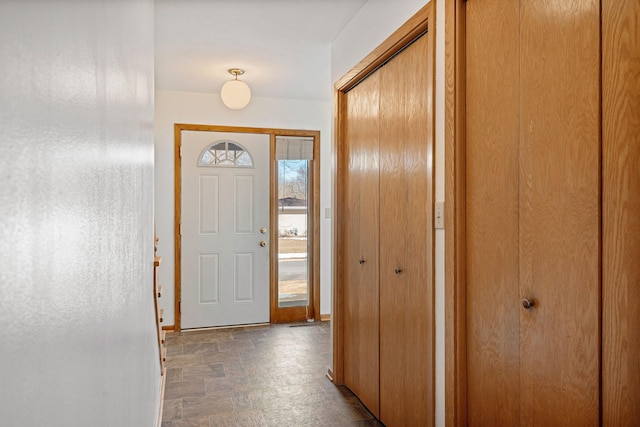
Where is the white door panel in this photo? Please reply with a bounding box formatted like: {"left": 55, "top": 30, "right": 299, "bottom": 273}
{"left": 181, "top": 131, "right": 270, "bottom": 329}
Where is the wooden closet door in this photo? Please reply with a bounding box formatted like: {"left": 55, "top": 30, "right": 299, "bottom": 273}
{"left": 343, "top": 72, "right": 380, "bottom": 417}
{"left": 465, "top": 0, "right": 521, "bottom": 423}
{"left": 379, "top": 32, "right": 434, "bottom": 427}
{"left": 466, "top": 0, "right": 601, "bottom": 425}
{"left": 518, "top": 1, "right": 601, "bottom": 424}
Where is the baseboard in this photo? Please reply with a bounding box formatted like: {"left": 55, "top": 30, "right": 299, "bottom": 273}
{"left": 320, "top": 313, "right": 331, "bottom": 321}
{"left": 162, "top": 325, "right": 175, "bottom": 331}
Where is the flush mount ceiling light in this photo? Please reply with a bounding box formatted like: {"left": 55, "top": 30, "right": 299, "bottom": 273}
{"left": 221, "top": 68, "right": 251, "bottom": 110}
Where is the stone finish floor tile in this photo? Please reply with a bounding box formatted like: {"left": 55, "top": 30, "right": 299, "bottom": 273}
{"left": 163, "top": 322, "right": 379, "bottom": 426}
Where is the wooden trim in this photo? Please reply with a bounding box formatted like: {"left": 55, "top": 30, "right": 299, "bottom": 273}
{"left": 334, "top": 2, "right": 433, "bottom": 92}
{"left": 311, "top": 133, "right": 321, "bottom": 322}
{"left": 174, "top": 124, "right": 182, "bottom": 331}
{"left": 271, "top": 305, "right": 308, "bottom": 323}
{"left": 445, "top": 1, "right": 467, "bottom": 426}
{"left": 602, "top": 0, "right": 640, "bottom": 422}
{"left": 320, "top": 313, "right": 330, "bottom": 322}
{"left": 332, "top": 86, "right": 346, "bottom": 385}
{"left": 161, "top": 325, "right": 175, "bottom": 331}
{"left": 332, "top": 1, "right": 435, "bottom": 388}
{"left": 269, "top": 133, "right": 279, "bottom": 324}
{"left": 174, "top": 123, "right": 320, "bottom": 330}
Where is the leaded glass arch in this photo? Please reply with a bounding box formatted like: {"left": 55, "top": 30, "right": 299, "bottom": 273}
{"left": 198, "top": 140, "right": 254, "bottom": 167}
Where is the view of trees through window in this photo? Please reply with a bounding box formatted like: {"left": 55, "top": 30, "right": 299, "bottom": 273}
{"left": 277, "top": 160, "right": 309, "bottom": 307}
{"left": 278, "top": 160, "right": 308, "bottom": 208}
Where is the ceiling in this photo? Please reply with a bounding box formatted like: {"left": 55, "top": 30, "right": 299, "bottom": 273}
{"left": 155, "top": 0, "right": 368, "bottom": 102}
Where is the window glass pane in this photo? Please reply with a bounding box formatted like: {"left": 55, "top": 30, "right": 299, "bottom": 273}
{"left": 277, "top": 160, "right": 309, "bottom": 308}
{"left": 198, "top": 141, "right": 254, "bottom": 167}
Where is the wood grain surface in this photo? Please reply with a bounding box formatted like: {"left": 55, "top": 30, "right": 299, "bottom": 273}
{"left": 465, "top": 0, "right": 521, "bottom": 423}
{"left": 343, "top": 72, "right": 381, "bottom": 417}
{"left": 378, "top": 32, "right": 434, "bottom": 427}
{"left": 336, "top": 5, "right": 435, "bottom": 425}
{"left": 602, "top": 0, "right": 640, "bottom": 423}
{"left": 444, "top": 1, "right": 468, "bottom": 425}
{"left": 518, "top": 1, "right": 601, "bottom": 424}
{"left": 449, "top": 0, "right": 640, "bottom": 424}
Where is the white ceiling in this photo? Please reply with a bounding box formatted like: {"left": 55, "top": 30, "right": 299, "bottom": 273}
{"left": 155, "top": 0, "right": 368, "bottom": 102}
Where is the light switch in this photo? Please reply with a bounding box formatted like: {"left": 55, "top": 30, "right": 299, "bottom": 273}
{"left": 325, "top": 208, "right": 332, "bottom": 219}
{"left": 434, "top": 201, "right": 444, "bottom": 229}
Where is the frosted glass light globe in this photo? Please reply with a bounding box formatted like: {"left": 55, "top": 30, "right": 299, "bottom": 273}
{"left": 221, "top": 79, "right": 251, "bottom": 109}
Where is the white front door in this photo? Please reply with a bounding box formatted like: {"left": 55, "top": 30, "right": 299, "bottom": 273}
{"left": 181, "top": 131, "right": 270, "bottom": 329}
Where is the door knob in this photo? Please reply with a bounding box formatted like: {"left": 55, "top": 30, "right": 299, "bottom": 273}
{"left": 259, "top": 240, "right": 267, "bottom": 247}
{"left": 395, "top": 268, "right": 403, "bottom": 275}
{"left": 260, "top": 227, "right": 267, "bottom": 234}
{"left": 359, "top": 258, "right": 366, "bottom": 265}
{"left": 522, "top": 298, "right": 535, "bottom": 309}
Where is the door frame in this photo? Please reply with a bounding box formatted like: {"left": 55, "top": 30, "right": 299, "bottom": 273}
{"left": 174, "top": 123, "right": 321, "bottom": 330}
{"left": 331, "top": 1, "right": 434, "bottom": 385}
{"left": 444, "top": 2, "right": 468, "bottom": 425}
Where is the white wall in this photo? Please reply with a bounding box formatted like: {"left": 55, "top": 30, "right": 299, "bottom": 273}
{"left": 0, "top": 1, "right": 159, "bottom": 426}
{"left": 154, "top": 90, "right": 333, "bottom": 324}
{"left": 331, "top": 1, "right": 445, "bottom": 426}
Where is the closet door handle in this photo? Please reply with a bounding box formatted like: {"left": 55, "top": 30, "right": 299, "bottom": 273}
{"left": 522, "top": 298, "right": 535, "bottom": 310}
{"left": 359, "top": 259, "right": 366, "bottom": 265}
{"left": 395, "top": 268, "right": 403, "bottom": 275}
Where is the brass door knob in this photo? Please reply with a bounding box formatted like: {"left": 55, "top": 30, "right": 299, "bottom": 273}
{"left": 522, "top": 298, "right": 535, "bottom": 309}
{"left": 259, "top": 240, "right": 267, "bottom": 247}
{"left": 260, "top": 227, "right": 267, "bottom": 234}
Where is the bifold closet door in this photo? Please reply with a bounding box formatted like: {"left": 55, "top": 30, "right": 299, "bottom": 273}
{"left": 518, "top": 0, "right": 600, "bottom": 423}
{"left": 379, "top": 32, "right": 434, "bottom": 427}
{"left": 466, "top": 0, "right": 601, "bottom": 425}
{"left": 343, "top": 72, "right": 381, "bottom": 417}
{"left": 465, "top": 0, "right": 521, "bottom": 423}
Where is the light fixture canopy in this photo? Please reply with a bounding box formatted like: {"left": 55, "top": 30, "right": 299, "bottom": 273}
{"left": 221, "top": 68, "right": 251, "bottom": 109}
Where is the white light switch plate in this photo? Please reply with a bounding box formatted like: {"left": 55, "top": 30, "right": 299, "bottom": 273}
{"left": 435, "top": 201, "right": 444, "bottom": 229}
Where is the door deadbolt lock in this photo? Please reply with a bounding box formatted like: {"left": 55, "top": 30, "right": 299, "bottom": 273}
{"left": 259, "top": 240, "right": 267, "bottom": 247}
{"left": 260, "top": 227, "right": 267, "bottom": 234}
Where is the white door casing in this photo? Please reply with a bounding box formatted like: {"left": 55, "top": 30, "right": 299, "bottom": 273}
{"left": 181, "top": 131, "right": 270, "bottom": 329}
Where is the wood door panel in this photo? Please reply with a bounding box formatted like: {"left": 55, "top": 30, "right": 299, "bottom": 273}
{"left": 378, "top": 39, "right": 409, "bottom": 427}
{"left": 465, "top": 0, "right": 521, "bottom": 424}
{"left": 340, "top": 11, "right": 434, "bottom": 426}
{"left": 602, "top": 0, "right": 640, "bottom": 423}
{"left": 401, "top": 33, "right": 434, "bottom": 427}
{"left": 343, "top": 72, "right": 380, "bottom": 417}
{"left": 518, "top": 1, "right": 601, "bottom": 425}
{"left": 379, "top": 33, "right": 434, "bottom": 427}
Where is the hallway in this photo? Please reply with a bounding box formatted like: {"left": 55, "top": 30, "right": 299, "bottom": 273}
{"left": 162, "top": 322, "right": 382, "bottom": 426}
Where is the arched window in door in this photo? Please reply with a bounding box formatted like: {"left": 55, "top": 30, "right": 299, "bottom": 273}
{"left": 198, "top": 140, "right": 254, "bottom": 167}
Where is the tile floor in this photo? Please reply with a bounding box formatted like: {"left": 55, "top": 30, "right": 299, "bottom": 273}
{"left": 162, "top": 321, "right": 383, "bottom": 427}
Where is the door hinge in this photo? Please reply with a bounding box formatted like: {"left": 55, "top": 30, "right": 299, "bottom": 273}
{"left": 179, "top": 146, "right": 183, "bottom": 158}
{"left": 179, "top": 301, "right": 181, "bottom": 314}
{"left": 179, "top": 223, "right": 183, "bottom": 235}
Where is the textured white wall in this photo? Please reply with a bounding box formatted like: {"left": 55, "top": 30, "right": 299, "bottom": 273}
{"left": 154, "top": 90, "right": 333, "bottom": 324}
{"left": 331, "top": 1, "right": 445, "bottom": 426}
{"left": 0, "top": 1, "right": 159, "bottom": 426}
